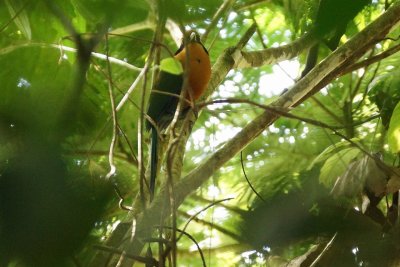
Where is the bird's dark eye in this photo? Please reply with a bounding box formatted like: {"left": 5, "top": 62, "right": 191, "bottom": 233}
{"left": 196, "top": 58, "right": 201, "bottom": 63}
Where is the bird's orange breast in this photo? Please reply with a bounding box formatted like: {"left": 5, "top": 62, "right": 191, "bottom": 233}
{"left": 174, "top": 43, "right": 211, "bottom": 101}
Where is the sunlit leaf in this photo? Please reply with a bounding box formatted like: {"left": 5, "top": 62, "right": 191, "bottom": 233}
{"left": 387, "top": 168, "right": 400, "bottom": 193}
{"left": 159, "top": 57, "right": 183, "bottom": 75}
{"left": 319, "top": 147, "right": 362, "bottom": 188}
{"left": 331, "top": 155, "right": 387, "bottom": 198}
{"left": 388, "top": 101, "right": 400, "bottom": 153}
{"left": 309, "top": 139, "right": 361, "bottom": 169}
{"left": 5, "top": 0, "right": 31, "bottom": 40}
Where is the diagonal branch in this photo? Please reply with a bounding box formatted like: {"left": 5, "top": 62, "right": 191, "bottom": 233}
{"left": 202, "top": 23, "right": 257, "bottom": 99}
{"left": 342, "top": 42, "right": 400, "bottom": 74}
{"left": 202, "top": 0, "right": 235, "bottom": 42}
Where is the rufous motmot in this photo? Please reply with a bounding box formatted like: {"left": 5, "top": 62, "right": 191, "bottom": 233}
{"left": 146, "top": 31, "right": 211, "bottom": 200}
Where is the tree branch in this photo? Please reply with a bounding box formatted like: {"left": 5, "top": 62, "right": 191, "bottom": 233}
{"left": 342, "top": 42, "right": 400, "bottom": 74}
{"left": 202, "top": 0, "right": 235, "bottom": 42}
{"left": 202, "top": 23, "right": 257, "bottom": 99}
{"left": 234, "top": 32, "right": 318, "bottom": 68}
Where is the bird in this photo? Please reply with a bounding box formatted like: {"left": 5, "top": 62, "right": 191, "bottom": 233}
{"left": 146, "top": 31, "right": 211, "bottom": 200}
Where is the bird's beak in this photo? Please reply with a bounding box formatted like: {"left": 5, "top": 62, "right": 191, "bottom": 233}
{"left": 189, "top": 31, "right": 200, "bottom": 43}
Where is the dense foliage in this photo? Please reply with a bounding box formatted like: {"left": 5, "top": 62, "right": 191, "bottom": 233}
{"left": 1, "top": 0, "right": 400, "bottom": 266}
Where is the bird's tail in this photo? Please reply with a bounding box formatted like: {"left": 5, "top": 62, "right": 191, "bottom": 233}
{"left": 150, "top": 126, "right": 158, "bottom": 201}
{"left": 301, "top": 43, "right": 320, "bottom": 78}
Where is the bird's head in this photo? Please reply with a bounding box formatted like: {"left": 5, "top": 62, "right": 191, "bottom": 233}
{"left": 175, "top": 30, "right": 208, "bottom": 55}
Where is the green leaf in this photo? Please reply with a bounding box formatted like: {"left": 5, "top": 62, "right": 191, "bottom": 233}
{"left": 159, "top": 57, "right": 183, "bottom": 75}
{"left": 388, "top": 101, "right": 400, "bottom": 153}
{"left": 5, "top": 0, "right": 31, "bottom": 40}
{"left": 309, "top": 138, "right": 361, "bottom": 169}
{"left": 331, "top": 155, "right": 387, "bottom": 198}
{"left": 319, "top": 147, "right": 362, "bottom": 188}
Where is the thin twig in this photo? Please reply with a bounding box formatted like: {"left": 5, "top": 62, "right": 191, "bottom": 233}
{"left": 159, "top": 226, "right": 207, "bottom": 267}
{"left": 179, "top": 198, "right": 234, "bottom": 238}
{"left": 108, "top": 33, "right": 177, "bottom": 57}
{"left": 113, "top": 184, "right": 133, "bottom": 211}
{"left": 207, "top": 12, "right": 229, "bottom": 52}
{"left": 93, "top": 245, "right": 158, "bottom": 265}
{"left": 350, "top": 49, "right": 376, "bottom": 101}
{"left": 109, "top": 18, "right": 154, "bottom": 36}
{"left": 342, "top": 42, "right": 400, "bottom": 74}
{"left": 309, "top": 233, "right": 337, "bottom": 267}
{"left": 178, "top": 210, "right": 241, "bottom": 240}
{"left": 236, "top": 23, "right": 257, "bottom": 50}
{"left": 0, "top": 36, "right": 180, "bottom": 71}
{"left": 252, "top": 14, "right": 267, "bottom": 49}
{"left": 240, "top": 151, "right": 265, "bottom": 202}
{"left": 105, "top": 34, "right": 118, "bottom": 181}
{"left": 138, "top": 64, "right": 149, "bottom": 205}
{"left": 116, "top": 67, "right": 147, "bottom": 112}
{"left": 190, "top": 195, "right": 246, "bottom": 215}
{"left": 65, "top": 149, "right": 132, "bottom": 163}
{"left": 355, "top": 61, "right": 380, "bottom": 111}
{"left": 117, "top": 125, "right": 139, "bottom": 167}
{"left": 104, "top": 35, "right": 133, "bottom": 211}
{"left": 310, "top": 96, "right": 344, "bottom": 125}
{"left": 202, "top": 0, "right": 235, "bottom": 42}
